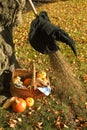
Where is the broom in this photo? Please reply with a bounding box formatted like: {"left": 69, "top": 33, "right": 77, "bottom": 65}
{"left": 28, "top": 0, "right": 85, "bottom": 101}
{"left": 28, "top": 0, "right": 87, "bottom": 122}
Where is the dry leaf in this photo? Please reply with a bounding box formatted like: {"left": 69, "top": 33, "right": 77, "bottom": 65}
{"left": 83, "top": 75, "right": 87, "bottom": 81}
{"left": 77, "top": 116, "right": 84, "bottom": 121}
{"left": 0, "top": 128, "right": 4, "bottom": 130}
{"left": 85, "top": 102, "right": 87, "bottom": 109}
{"left": 36, "top": 122, "right": 43, "bottom": 129}
{"left": 17, "top": 118, "right": 22, "bottom": 122}
{"left": 37, "top": 106, "right": 41, "bottom": 111}
{"left": 8, "top": 118, "right": 17, "bottom": 128}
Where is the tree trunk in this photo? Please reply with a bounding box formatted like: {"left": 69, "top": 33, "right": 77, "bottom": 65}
{"left": 49, "top": 51, "right": 87, "bottom": 118}
{"left": 0, "top": 26, "right": 20, "bottom": 95}
{"left": 0, "top": 0, "right": 26, "bottom": 94}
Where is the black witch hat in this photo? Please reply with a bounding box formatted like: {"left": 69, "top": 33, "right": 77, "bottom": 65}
{"left": 28, "top": 10, "right": 76, "bottom": 55}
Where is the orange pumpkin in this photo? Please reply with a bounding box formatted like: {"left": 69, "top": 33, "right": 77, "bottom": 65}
{"left": 23, "top": 78, "right": 31, "bottom": 87}
{"left": 12, "top": 98, "right": 26, "bottom": 112}
{"left": 25, "top": 97, "right": 34, "bottom": 107}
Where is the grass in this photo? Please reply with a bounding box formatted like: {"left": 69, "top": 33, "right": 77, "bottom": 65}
{"left": 0, "top": 0, "right": 87, "bottom": 129}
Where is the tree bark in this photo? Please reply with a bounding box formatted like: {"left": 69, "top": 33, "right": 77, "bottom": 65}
{"left": 0, "top": 0, "right": 26, "bottom": 94}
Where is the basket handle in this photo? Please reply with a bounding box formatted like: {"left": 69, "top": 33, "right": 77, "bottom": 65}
{"left": 29, "top": 61, "right": 37, "bottom": 89}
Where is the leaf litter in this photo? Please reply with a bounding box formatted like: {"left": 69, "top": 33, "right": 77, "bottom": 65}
{"left": 0, "top": 0, "right": 87, "bottom": 129}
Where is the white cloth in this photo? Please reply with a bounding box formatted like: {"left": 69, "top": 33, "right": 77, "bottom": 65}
{"left": 37, "top": 86, "right": 51, "bottom": 96}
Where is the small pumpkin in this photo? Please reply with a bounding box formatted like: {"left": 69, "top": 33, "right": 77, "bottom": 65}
{"left": 25, "top": 97, "right": 34, "bottom": 107}
{"left": 12, "top": 98, "right": 26, "bottom": 113}
{"left": 23, "top": 78, "right": 31, "bottom": 87}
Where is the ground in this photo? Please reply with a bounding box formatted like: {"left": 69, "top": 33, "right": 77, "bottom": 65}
{"left": 0, "top": 0, "right": 87, "bottom": 129}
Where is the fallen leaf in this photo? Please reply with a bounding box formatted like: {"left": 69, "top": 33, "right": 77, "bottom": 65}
{"left": 36, "top": 122, "right": 43, "bottom": 129}
{"left": 0, "top": 128, "right": 4, "bottom": 130}
{"left": 8, "top": 118, "right": 17, "bottom": 128}
{"left": 83, "top": 75, "right": 87, "bottom": 81}
{"left": 37, "top": 106, "right": 41, "bottom": 111}
{"left": 85, "top": 102, "right": 87, "bottom": 109}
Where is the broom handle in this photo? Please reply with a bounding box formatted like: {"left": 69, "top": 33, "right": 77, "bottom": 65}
{"left": 28, "top": 0, "right": 38, "bottom": 17}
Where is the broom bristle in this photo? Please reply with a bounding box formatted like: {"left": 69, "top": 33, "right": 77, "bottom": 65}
{"left": 49, "top": 51, "right": 85, "bottom": 101}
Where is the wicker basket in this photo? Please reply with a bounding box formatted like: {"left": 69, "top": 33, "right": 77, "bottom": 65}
{"left": 10, "top": 68, "right": 50, "bottom": 99}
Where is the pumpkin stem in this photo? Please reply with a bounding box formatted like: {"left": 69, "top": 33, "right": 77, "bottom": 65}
{"left": 15, "top": 98, "right": 20, "bottom": 104}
